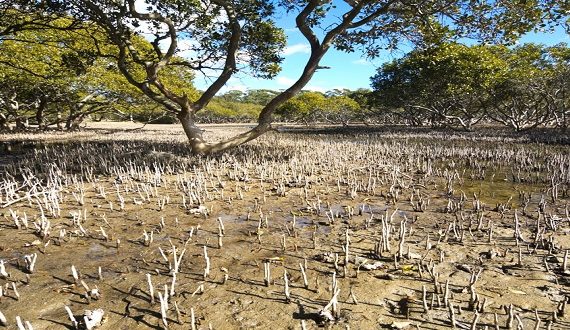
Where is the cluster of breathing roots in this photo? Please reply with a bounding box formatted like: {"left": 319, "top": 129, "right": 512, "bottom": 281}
{"left": 0, "top": 129, "right": 569, "bottom": 329}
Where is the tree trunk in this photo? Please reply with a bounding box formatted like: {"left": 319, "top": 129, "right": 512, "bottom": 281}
{"left": 66, "top": 113, "right": 83, "bottom": 130}
{"left": 65, "top": 114, "right": 73, "bottom": 130}
{"left": 35, "top": 96, "right": 48, "bottom": 130}
{"left": 15, "top": 117, "right": 29, "bottom": 130}
{"left": 67, "top": 114, "right": 86, "bottom": 131}
{"left": 56, "top": 111, "right": 63, "bottom": 130}
{"left": 178, "top": 110, "right": 270, "bottom": 155}
{"left": 178, "top": 111, "right": 208, "bottom": 154}
{"left": 0, "top": 113, "right": 8, "bottom": 130}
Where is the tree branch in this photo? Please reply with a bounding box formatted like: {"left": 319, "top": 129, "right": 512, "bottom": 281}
{"left": 192, "top": 0, "right": 241, "bottom": 112}
{"left": 348, "top": 1, "right": 398, "bottom": 29}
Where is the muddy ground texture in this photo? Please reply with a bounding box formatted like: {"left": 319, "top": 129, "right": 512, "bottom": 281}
{"left": 1, "top": 124, "right": 570, "bottom": 329}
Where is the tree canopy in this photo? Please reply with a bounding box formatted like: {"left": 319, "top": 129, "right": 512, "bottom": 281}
{"left": 370, "top": 42, "right": 570, "bottom": 131}
{"left": 0, "top": 16, "right": 200, "bottom": 130}
{"left": 1, "top": 0, "right": 569, "bottom": 150}
{"left": 371, "top": 43, "right": 505, "bottom": 130}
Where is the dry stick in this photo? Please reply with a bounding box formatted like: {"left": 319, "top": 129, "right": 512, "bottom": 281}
{"left": 515, "top": 314, "right": 524, "bottom": 329}
{"left": 511, "top": 210, "right": 519, "bottom": 239}
{"left": 203, "top": 246, "right": 210, "bottom": 280}
{"left": 190, "top": 307, "right": 197, "bottom": 330}
{"left": 217, "top": 219, "right": 224, "bottom": 249}
{"left": 64, "top": 306, "right": 78, "bottom": 329}
{"left": 158, "top": 247, "right": 169, "bottom": 264}
{"left": 0, "top": 310, "right": 6, "bottom": 327}
{"left": 80, "top": 280, "right": 90, "bottom": 293}
{"left": 349, "top": 286, "right": 358, "bottom": 305}
{"left": 394, "top": 254, "right": 399, "bottom": 270}
{"left": 146, "top": 274, "right": 155, "bottom": 304}
{"left": 479, "top": 297, "right": 488, "bottom": 313}
{"left": 322, "top": 287, "right": 341, "bottom": 320}
{"left": 312, "top": 231, "right": 317, "bottom": 249}
{"left": 281, "top": 235, "right": 286, "bottom": 252}
{"left": 170, "top": 273, "right": 177, "bottom": 297}
{"left": 544, "top": 255, "right": 551, "bottom": 272}
{"left": 345, "top": 228, "right": 350, "bottom": 266}
{"left": 0, "top": 260, "right": 9, "bottom": 279}
{"left": 383, "top": 214, "right": 391, "bottom": 253}
{"left": 264, "top": 262, "right": 271, "bottom": 287}
{"left": 433, "top": 272, "right": 439, "bottom": 294}
{"left": 284, "top": 269, "right": 291, "bottom": 303}
{"left": 422, "top": 285, "right": 429, "bottom": 312}
{"left": 448, "top": 302, "right": 457, "bottom": 328}
{"left": 299, "top": 263, "right": 309, "bottom": 289}
{"left": 468, "top": 268, "right": 482, "bottom": 311}
{"left": 534, "top": 309, "right": 541, "bottom": 330}
{"left": 15, "top": 316, "right": 25, "bottom": 330}
{"left": 417, "top": 261, "right": 424, "bottom": 279}
{"left": 174, "top": 301, "right": 182, "bottom": 324}
{"left": 217, "top": 217, "right": 225, "bottom": 235}
{"left": 557, "top": 298, "right": 567, "bottom": 317}
{"left": 99, "top": 226, "right": 108, "bottom": 241}
{"left": 506, "top": 304, "right": 514, "bottom": 329}
{"left": 443, "top": 279, "right": 450, "bottom": 308}
{"left": 398, "top": 218, "right": 406, "bottom": 260}
{"left": 71, "top": 265, "right": 79, "bottom": 283}
{"left": 221, "top": 267, "right": 229, "bottom": 284}
{"left": 334, "top": 253, "right": 340, "bottom": 271}
{"left": 158, "top": 291, "right": 168, "bottom": 328}
{"left": 12, "top": 282, "right": 20, "bottom": 300}
{"left": 563, "top": 250, "right": 568, "bottom": 273}
{"left": 23, "top": 253, "right": 37, "bottom": 273}
{"left": 168, "top": 245, "right": 177, "bottom": 274}
{"left": 176, "top": 247, "right": 186, "bottom": 274}
{"left": 470, "top": 310, "right": 480, "bottom": 330}
{"left": 331, "top": 273, "right": 340, "bottom": 318}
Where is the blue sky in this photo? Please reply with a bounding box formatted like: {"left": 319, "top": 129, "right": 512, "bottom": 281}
{"left": 193, "top": 13, "right": 569, "bottom": 94}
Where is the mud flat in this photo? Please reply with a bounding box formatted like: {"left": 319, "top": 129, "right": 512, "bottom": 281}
{"left": 1, "top": 124, "right": 569, "bottom": 329}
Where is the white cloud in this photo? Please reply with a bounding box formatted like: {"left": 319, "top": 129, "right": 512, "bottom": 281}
{"left": 134, "top": 0, "right": 149, "bottom": 13}
{"left": 352, "top": 58, "right": 371, "bottom": 66}
{"left": 282, "top": 43, "right": 310, "bottom": 56}
{"left": 174, "top": 39, "right": 199, "bottom": 59}
{"left": 303, "top": 85, "right": 328, "bottom": 93}
{"left": 304, "top": 84, "right": 350, "bottom": 93}
{"left": 276, "top": 76, "right": 296, "bottom": 86}
{"left": 223, "top": 83, "right": 248, "bottom": 92}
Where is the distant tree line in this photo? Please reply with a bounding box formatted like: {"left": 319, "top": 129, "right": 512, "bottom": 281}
{"left": 0, "top": 15, "right": 200, "bottom": 130}
{"left": 369, "top": 42, "right": 570, "bottom": 132}
{"left": 1, "top": 0, "right": 568, "bottom": 152}
{"left": 237, "top": 41, "right": 570, "bottom": 133}
{"left": 0, "top": 13, "right": 568, "bottom": 132}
